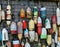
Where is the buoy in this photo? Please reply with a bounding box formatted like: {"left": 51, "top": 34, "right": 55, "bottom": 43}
{"left": 23, "top": 20, "right": 27, "bottom": 29}
{"left": 34, "top": 6, "right": 38, "bottom": 17}
{"left": 20, "top": 8, "right": 25, "bottom": 18}
{"left": 45, "top": 18, "right": 51, "bottom": 29}
{"left": 34, "top": 32, "right": 38, "bottom": 42}
{"left": 2, "top": 28, "right": 9, "bottom": 41}
{"left": 51, "top": 15, "right": 57, "bottom": 32}
{"left": 29, "top": 19, "right": 35, "bottom": 31}
{"left": 25, "top": 39, "right": 30, "bottom": 47}
{"left": 17, "top": 22, "right": 23, "bottom": 34}
{"left": 40, "top": 28, "right": 47, "bottom": 39}
{"left": 47, "top": 35, "right": 52, "bottom": 45}
{"left": 13, "top": 40, "right": 20, "bottom": 47}
{"left": 37, "top": 16, "right": 42, "bottom": 35}
{"left": 29, "top": 31, "right": 35, "bottom": 42}
{"left": 0, "top": 5, "right": 1, "bottom": 22}
{"left": 26, "top": 7, "right": 32, "bottom": 18}
{"left": 40, "top": 6, "right": 46, "bottom": 19}
{"left": 10, "top": 21, "right": 17, "bottom": 34}
{"left": 24, "top": 28, "right": 29, "bottom": 38}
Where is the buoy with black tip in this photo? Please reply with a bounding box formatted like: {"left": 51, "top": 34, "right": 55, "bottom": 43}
{"left": 37, "top": 16, "right": 42, "bottom": 36}
{"left": 10, "top": 21, "right": 17, "bottom": 34}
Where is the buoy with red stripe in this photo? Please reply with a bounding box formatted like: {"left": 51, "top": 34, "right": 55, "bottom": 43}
{"left": 51, "top": 15, "right": 57, "bottom": 32}
{"left": 20, "top": 8, "right": 25, "bottom": 18}
{"left": 29, "top": 19, "right": 35, "bottom": 31}
{"left": 2, "top": 28, "right": 9, "bottom": 41}
{"left": 23, "top": 20, "right": 27, "bottom": 29}
{"left": 26, "top": 7, "right": 32, "bottom": 18}
{"left": 29, "top": 31, "right": 35, "bottom": 42}
{"left": 40, "top": 28, "right": 47, "bottom": 39}
{"left": 37, "top": 16, "right": 42, "bottom": 35}
{"left": 10, "top": 21, "right": 17, "bottom": 34}
{"left": 13, "top": 40, "right": 20, "bottom": 47}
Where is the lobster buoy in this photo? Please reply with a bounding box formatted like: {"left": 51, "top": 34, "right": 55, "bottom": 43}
{"left": 26, "top": 7, "right": 32, "bottom": 18}
{"left": 40, "top": 28, "right": 47, "bottom": 39}
{"left": 2, "top": 28, "right": 9, "bottom": 41}
{"left": 10, "top": 21, "right": 17, "bottom": 34}
{"left": 20, "top": 8, "right": 25, "bottom": 18}
{"left": 24, "top": 28, "right": 29, "bottom": 38}
{"left": 13, "top": 40, "right": 20, "bottom": 47}
{"left": 40, "top": 6, "right": 46, "bottom": 19}
{"left": 23, "top": 20, "right": 27, "bottom": 29}
{"left": 29, "top": 31, "right": 35, "bottom": 42}
{"left": 29, "top": 19, "right": 35, "bottom": 31}
{"left": 45, "top": 18, "right": 51, "bottom": 29}
{"left": 37, "top": 16, "right": 42, "bottom": 35}
{"left": 51, "top": 15, "right": 57, "bottom": 32}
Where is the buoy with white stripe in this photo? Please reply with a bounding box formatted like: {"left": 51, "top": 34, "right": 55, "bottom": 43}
{"left": 26, "top": 7, "right": 32, "bottom": 18}
{"left": 2, "top": 28, "right": 9, "bottom": 41}
{"left": 29, "top": 19, "right": 35, "bottom": 31}
{"left": 37, "top": 16, "right": 42, "bottom": 35}
{"left": 40, "top": 28, "right": 47, "bottom": 39}
{"left": 29, "top": 31, "right": 35, "bottom": 42}
{"left": 10, "top": 21, "right": 17, "bottom": 34}
{"left": 13, "top": 40, "right": 20, "bottom": 47}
